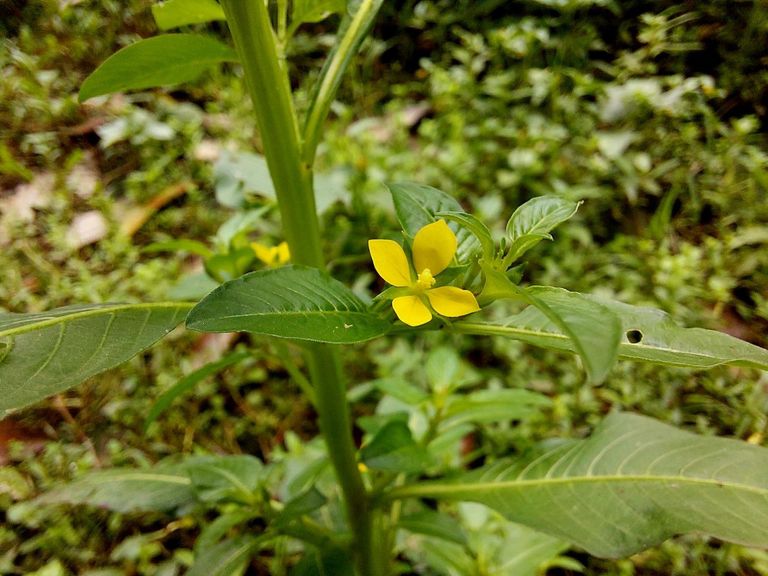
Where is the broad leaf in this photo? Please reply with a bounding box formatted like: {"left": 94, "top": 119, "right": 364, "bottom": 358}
{"left": 188, "top": 536, "right": 258, "bottom": 576}
{"left": 0, "top": 303, "right": 191, "bottom": 414}
{"left": 390, "top": 412, "right": 768, "bottom": 557}
{"left": 152, "top": 0, "right": 226, "bottom": 30}
{"left": 439, "top": 210, "right": 495, "bottom": 260}
{"left": 387, "top": 182, "right": 479, "bottom": 263}
{"left": 457, "top": 287, "right": 768, "bottom": 370}
{"left": 275, "top": 487, "right": 327, "bottom": 526}
{"left": 186, "top": 265, "right": 390, "bottom": 343}
{"left": 145, "top": 351, "right": 250, "bottom": 430}
{"left": 505, "top": 196, "right": 581, "bottom": 262}
{"left": 79, "top": 34, "right": 238, "bottom": 101}
{"left": 38, "top": 464, "right": 195, "bottom": 513}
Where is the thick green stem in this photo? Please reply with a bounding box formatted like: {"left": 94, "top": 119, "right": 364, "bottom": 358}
{"left": 221, "top": 2, "right": 378, "bottom": 574}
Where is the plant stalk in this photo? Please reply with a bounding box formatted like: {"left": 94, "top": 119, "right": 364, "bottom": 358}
{"left": 221, "top": 2, "right": 378, "bottom": 573}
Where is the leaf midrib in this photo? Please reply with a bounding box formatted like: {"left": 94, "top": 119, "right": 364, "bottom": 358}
{"left": 0, "top": 302, "right": 194, "bottom": 338}
{"left": 390, "top": 473, "right": 768, "bottom": 500}
{"left": 455, "top": 321, "right": 743, "bottom": 363}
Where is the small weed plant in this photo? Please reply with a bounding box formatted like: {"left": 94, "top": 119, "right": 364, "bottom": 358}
{"left": 2, "top": 2, "right": 768, "bottom": 574}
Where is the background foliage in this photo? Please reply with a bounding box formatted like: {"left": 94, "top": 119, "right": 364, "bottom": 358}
{"left": 1, "top": 0, "right": 767, "bottom": 574}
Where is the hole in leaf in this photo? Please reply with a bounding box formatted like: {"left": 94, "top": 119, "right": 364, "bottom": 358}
{"left": 626, "top": 329, "right": 643, "bottom": 344}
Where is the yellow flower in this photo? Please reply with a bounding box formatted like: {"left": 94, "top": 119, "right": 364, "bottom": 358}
{"left": 252, "top": 241, "right": 290, "bottom": 266}
{"left": 368, "top": 219, "right": 480, "bottom": 327}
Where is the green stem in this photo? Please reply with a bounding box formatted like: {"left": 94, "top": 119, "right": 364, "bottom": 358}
{"left": 302, "top": 0, "right": 383, "bottom": 166}
{"left": 221, "top": 2, "right": 378, "bottom": 574}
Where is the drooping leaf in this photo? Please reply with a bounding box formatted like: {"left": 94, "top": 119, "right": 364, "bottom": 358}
{"left": 0, "top": 303, "right": 191, "bottom": 415}
{"left": 38, "top": 464, "right": 195, "bottom": 513}
{"left": 478, "top": 273, "right": 622, "bottom": 383}
{"left": 505, "top": 196, "right": 581, "bottom": 263}
{"left": 186, "top": 265, "right": 390, "bottom": 343}
{"left": 457, "top": 287, "right": 768, "bottom": 370}
{"left": 387, "top": 182, "right": 479, "bottom": 263}
{"left": 291, "top": 0, "right": 346, "bottom": 28}
{"left": 79, "top": 34, "right": 238, "bottom": 102}
{"left": 152, "top": 0, "right": 226, "bottom": 30}
{"left": 390, "top": 412, "right": 768, "bottom": 558}
{"left": 187, "top": 536, "right": 259, "bottom": 576}
{"left": 145, "top": 351, "right": 250, "bottom": 431}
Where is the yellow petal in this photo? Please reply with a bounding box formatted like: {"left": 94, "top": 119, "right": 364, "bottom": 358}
{"left": 276, "top": 242, "right": 290, "bottom": 264}
{"left": 426, "top": 286, "right": 480, "bottom": 318}
{"left": 412, "top": 219, "right": 456, "bottom": 276}
{"left": 368, "top": 239, "right": 411, "bottom": 287}
{"left": 252, "top": 242, "right": 276, "bottom": 265}
{"left": 392, "top": 295, "right": 432, "bottom": 326}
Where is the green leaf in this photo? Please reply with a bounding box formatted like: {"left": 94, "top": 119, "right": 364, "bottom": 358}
{"left": 442, "top": 389, "right": 551, "bottom": 428}
{"left": 371, "top": 377, "right": 428, "bottom": 405}
{"left": 387, "top": 182, "right": 479, "bottom": 263}
{"left": 186, "top": 265, "right": 390, "bottom": 344}
{"left": 458, "top": 287, "right": 768, "bottom": 371}
{"left": 293, "top": 547, "right": 355, "bottom": 576}
{"left": 495, "top": 523, "right": 569, "bottom": 576}
{"left": 196, "top": 510, "right": 261, "bottom": 553}
{"left": 291, "top": 0, "right": 346, "bottom": 27}
{"left": 397, "top": 509, "right": 468, "bottom": 546}
{"left": 185, "top": 455, "right": 264, "bottom": 504}
{"left": 439, "top": 210, "right": 495, "bottom": 260}
{"left": 275, "top": 487, "right": 327, "bottom": 527}
{"left": 478, "top": 274, "right": 622, "bottom": 383}
{"left": 144, "top": 350, "right": 250, "bottom": 430}
{"left": 79, "top": 34, "right": 238, "bottom": 102}
{"left": 188, "top": 536, "right": 258, "bottom": 576}
{"left": 505, "top": 196, "right": 581, "bottom": 263}
{"left": 0, "top": 303, "right": 191, "bottom": 415}
{"left": 143, "top": 239, "right": 213, "bottom": 258}
{"left": 390, "top": 412, "right": 768, "bottom": 558}
{"left": 152, "top": 0, "right": 226, "bottom": 30}
{"left": 360, "top": 420, "right": 432, "bottom": 473}
{"left": 38, "top": 464, "right": 195, "bottom": 513}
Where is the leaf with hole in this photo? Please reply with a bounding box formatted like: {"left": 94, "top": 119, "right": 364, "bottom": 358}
{"left": 0, "top": 303, "right": 191, "bottom": 415}
{"left": 186, "top": 265, "right": 390, "bottom": 343}
{"left": 390, "top": 412, "right": 768, "bottom": 557}
{"left": 457, "top": 287, "right": 768, "bottom": 370}
{"left": 79, "top": 34, "right": 238, "bottom": 101}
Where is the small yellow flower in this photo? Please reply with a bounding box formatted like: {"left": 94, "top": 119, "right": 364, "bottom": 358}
{"left": 252, "top": 241, "right": 290, "bottom": 267}
{"left": 368, "top": 219, "right": 480, "bottom": 327}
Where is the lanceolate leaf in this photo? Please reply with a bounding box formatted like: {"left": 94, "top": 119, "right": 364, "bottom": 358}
{"left": 0, "top": 303, "right": 191, "bottom": 414}
{"left": 186, "top": 266, "right": 390, "bottom": 343}
{"left": 387, "top": 182, "right": 479, "bottom": 263}
{"left": 456, "top": 287, "right": 768, "bottom": 370}
{"left": 38, "top": 464, "right": 195, "bottom": 513}
{"left": 152, "top": 0, "right": 226, "bottom": 30}
{"left": 505, "top": 196, "right": 581, "bottom": 263}
{"left": 79, "top": 34, "right": 238, "bottom": 102}
{"left": 390, "top": 412, "right": 768, "bottom": 557}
